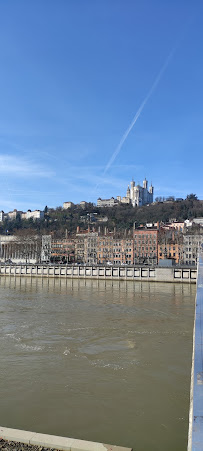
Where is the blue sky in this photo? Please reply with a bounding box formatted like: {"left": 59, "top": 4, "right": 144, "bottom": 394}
{"left": 0, "top": 0, "right": 202, "bottom": 211}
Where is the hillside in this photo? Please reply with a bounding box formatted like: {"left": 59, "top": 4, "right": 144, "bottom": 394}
{"left": 1, "top": 197, "right": 203, "bottom": 237}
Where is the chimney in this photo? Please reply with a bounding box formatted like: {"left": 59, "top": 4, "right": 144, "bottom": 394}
{"left": 76, "top": 226, "right": 80, "bottom": 233}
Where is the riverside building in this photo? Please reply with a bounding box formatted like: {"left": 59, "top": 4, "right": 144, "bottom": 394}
{"left": 97, "top": 235, "right": 134, "bottom": 265}
{"left": 133, "top": 228, "right": 158, "bottom": 265}
{"left": 183, "top": 233, "right": 203, "bottom": 266}
{"left": 158, "top": 243, "right": 183, "bottom": 264}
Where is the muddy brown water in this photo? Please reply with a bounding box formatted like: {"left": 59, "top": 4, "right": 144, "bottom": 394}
{"left": 0, "top": 277, "right": 195, "bottom": 451}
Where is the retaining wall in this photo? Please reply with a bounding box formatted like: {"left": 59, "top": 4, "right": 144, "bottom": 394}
{"left": 0, "top": 264, "right": 197, "bottom": 283}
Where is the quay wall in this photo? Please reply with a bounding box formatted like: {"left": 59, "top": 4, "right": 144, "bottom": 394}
{"left": 0, "top": 426, "right": 132, "bottom": 451}
{"left": 0, "top": 264, "right": 197, "bottom": 283}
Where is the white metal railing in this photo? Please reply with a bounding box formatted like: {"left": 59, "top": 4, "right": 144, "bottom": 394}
{"left": 188, "top": 250, "right": 203, "bottom": 450}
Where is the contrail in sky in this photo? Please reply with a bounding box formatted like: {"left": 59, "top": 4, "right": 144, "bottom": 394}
{"left": 102, "top": 48, "right": 175, "bottom": 176}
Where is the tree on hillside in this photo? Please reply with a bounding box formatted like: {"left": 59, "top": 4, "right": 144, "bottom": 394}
{"left": 186, "top": 194, "right": 198, "bottom": 200}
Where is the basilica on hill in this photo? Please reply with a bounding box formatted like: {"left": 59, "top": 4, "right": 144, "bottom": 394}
{"left": 97, "top": 178, "right": 154, "bottom": 207}
{"left": 127, "top": 178, "right": 154, "bottom": 207}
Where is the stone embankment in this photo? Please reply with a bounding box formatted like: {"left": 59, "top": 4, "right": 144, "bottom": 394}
{"left": 0, "top": 263, "right": 197, "bottom": 283}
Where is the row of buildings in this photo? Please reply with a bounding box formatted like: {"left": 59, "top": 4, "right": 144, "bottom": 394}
{"left": 50, "top": 228, "right": 203, "bottom": 267}
{"left": 0, "top": 222, "right": 201, "bottom": 266}
{"left": 0, "top": 209, "right": 44, "bottom": 222}
{"left": 41, "top": 225, "right": 203, "bottom": 267}
{"left": 0, "top": 217, "right": 202, "bottom": 266}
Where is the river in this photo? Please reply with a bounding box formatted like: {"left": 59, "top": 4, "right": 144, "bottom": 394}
{"left": 0, "top": 277, "right": 195, "bottom": 451}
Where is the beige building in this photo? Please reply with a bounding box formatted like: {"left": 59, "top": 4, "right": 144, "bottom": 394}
{"left": 75, "top": 229, "right": 98, "bottom": 265}
{"left": 7, "top": 209, "right": 22, "bottom": 220}
{"left": 63, "top": 202, "right": 74, "bottom": 209}
{"left": 160, "top": 221, "right": 185, "bottom": 231}
{"left": 80, "top": 201, "right": 88, "bottom": 209}
{"left": 25, "top": 210, "right": 44, "bottom": 220}
{"left": 97, "top": 197, "right": 119, "bottom": 207}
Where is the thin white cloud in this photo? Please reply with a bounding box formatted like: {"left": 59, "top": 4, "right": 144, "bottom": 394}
{"left": 60, "top": 171, "right": 128, "bottom": 190}
{"left": 102, "top": 48, "right": 175, "bottom": 175}
{"left": 0, "top": 154, "right": 54, "bottom": 178}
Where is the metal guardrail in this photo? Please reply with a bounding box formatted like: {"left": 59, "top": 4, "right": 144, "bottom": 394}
{"left": 188, "top": 251, "right": 203, "bottom": 450}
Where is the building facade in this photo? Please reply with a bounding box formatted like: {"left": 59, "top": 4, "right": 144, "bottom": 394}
{"left": 51, "top": 238, "right": 75, "bottom": 263}
{"left": 97, "top": 197, "right": 119, "bottom": 207}
{"left": 97, "top": 235, "right": 134, "bottom": 265}
{"left": 183, "top": 234, "right": 203, "bottom": 266}
{"left": 133, "top": 228, "right": 158, "bottom": 264}
{"left": 26, "top": 210, "right": 44, "bottom": 220}
{"left": 158, "top": 243, "right": 182, "bottom": 264}
{"left": 0, "top": 234, "right": 41, "bottom": 263}
{"left": 63, "top": 202, "right": 74, "bottom": 209}
{"left": 41, "top": 235, "right": 52, "bottom": 263}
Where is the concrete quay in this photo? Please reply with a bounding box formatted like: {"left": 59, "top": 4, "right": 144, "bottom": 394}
{"left": 0, "top": 427, "right": 132, "bottom": 451}
{"left": 0, "top": 263, "right": 197, "bottom": 283}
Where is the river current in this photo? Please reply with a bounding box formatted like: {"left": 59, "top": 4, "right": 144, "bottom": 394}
{"left": 0, "top": 277, "right": 195, "bottom": 450}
